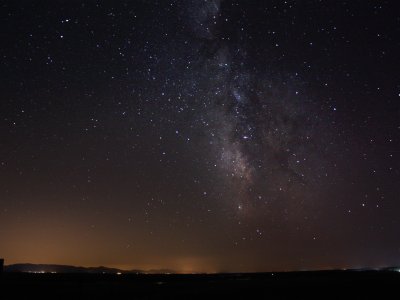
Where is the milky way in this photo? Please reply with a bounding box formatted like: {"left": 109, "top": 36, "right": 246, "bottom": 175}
{"left": 183, "top": 0, "right": 332, "bottom": 220}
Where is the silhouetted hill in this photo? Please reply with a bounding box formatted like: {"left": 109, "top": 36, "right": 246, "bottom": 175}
{"left": 4, "top": 263, "right": 399, "bottom": 274}
{"left": 4, "top": 263, "right": 177, "bottom": 274}
{"left": 4, "top": 264, "right": 134, "bottom": 274}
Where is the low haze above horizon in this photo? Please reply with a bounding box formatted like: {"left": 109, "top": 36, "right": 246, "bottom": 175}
{"left": 1, "top": 0, "right": 399, "bottom": 273}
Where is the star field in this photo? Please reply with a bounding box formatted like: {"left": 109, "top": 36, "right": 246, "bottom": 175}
{"left": 0, "top": 0, "right": 399, "bottom": 272}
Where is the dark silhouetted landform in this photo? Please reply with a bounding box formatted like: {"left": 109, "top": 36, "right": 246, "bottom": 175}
{"left": 1, "top": 269, "right": 400, "bottom": 299}
{"left": 4, "top": 263, "right": 400, "bottom": 274}
{"left": 4, "top": 263, "right": 174, "bottom": 274}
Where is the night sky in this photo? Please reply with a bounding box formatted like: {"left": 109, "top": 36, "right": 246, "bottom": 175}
{"left": 1, "top": 0, "right": 399, "bottom": 273}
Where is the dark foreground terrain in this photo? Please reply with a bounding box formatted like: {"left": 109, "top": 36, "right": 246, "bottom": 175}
{"left": 1, "top": 271, "right": 399, "bottom": 299}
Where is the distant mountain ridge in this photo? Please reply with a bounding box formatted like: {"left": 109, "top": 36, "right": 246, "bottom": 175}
{"left": 5, "top": 263, "right": 399, "bottom": 274}
{"left": 4, "top": 263, "right": 175, "bottom": 274}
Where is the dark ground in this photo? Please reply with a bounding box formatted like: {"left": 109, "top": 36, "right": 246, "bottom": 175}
{"left": 1, "top": 271, "right": 399, "bottom": 299}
